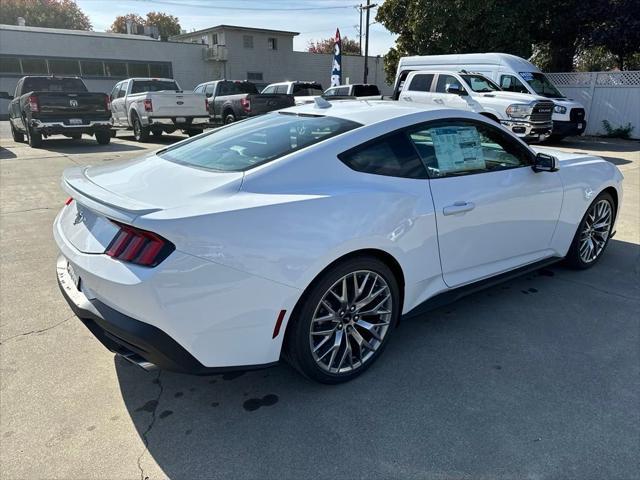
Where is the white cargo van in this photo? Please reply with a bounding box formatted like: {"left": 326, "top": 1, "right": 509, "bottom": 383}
{"left": 394, "top": 53, "right": 586, "bottom": 139}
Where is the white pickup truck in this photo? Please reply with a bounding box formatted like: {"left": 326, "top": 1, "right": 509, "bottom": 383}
{"left": 110, "top": 78, "right": 209, "bottom": 141}
{"left": 398, "top": 71, "right": 555, "bottom": 142}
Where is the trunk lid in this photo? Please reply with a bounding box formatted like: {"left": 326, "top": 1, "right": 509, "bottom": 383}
{"left": 59, "top": 155, "right": 243, "bottom": 253}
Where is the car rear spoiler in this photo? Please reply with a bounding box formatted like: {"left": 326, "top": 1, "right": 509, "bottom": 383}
{"left": 62, "top": 166, "right": 161, "bottom": 223}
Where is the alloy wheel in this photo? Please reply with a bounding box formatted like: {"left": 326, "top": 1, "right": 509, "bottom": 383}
{"left": 579, "top": 199, "right": 612, "bottom": 263}
{"left": 309, "top": 270, "right": 393, "bottom": 374}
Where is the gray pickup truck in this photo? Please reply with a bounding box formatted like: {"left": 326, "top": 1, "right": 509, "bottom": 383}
{"left": 194, "top": 80, "right": 294, "bottom": 125}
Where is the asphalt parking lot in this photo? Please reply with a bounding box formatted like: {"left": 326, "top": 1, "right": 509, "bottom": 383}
{"left": 0, "top": 123, "right": 638, "bottom": 480}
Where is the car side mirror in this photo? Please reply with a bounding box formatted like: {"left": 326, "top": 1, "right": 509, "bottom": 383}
{"left": 446, "top": 84, "right": 466, "bottom": 96}
{"left": 0, "top": 91, "right": 13, "bottom": 100}
{"left": 532, "top": 152, "right": 559, "bottom": 172}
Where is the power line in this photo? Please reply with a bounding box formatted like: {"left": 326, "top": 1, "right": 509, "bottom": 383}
{"left": 124, "top": 0, "right": 359, "bottom": 11}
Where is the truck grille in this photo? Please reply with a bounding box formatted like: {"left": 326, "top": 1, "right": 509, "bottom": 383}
{"left": 530, "top": 101, "right": 554, "bottom": 122}
{"left": 570, "top": 108, "right": 586, "bottom": 122}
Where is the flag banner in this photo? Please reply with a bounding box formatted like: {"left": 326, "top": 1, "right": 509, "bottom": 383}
{"left": 331, "top": 28, "right": 342, "bottom": 87}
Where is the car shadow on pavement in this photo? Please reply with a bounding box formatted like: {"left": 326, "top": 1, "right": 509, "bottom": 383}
{"left": 0, "top": 146, "right": 17, "bottom": 159}
{"left": 113, "top": 239, "right": 639, "bottom": 480}
{"left": 33, "top": 138, "right": 147, "bottom": 154}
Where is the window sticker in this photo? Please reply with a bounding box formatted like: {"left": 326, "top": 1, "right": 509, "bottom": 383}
{"left": 430, "top": 126, "right": 485, "bottom": 173}
{"left": 519, "top": 71, "right": 534, "bottom": 81}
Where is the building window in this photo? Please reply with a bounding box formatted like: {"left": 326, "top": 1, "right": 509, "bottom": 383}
{"left": 80, "top": 60, "right": 105, "bottom": 77}
{"left": 105, "top": 61, "right": 127, "bottom": 77}
{"left": 0, "top": 56, "right": 21, "bottom": 74}
{"left": 247, "top": 72, "right": 263, "bottom": 81}
{"left": 268, "top": 38, "right": 277, "bottom": 50}
{"left": 149, "top": 63, "right": 172, "bottom": 78}
{"left": 128, "top": 62, "right": 149, "bottom": 77}
{"left": 20, "top": 58, "right": 48, "bottom": 74}
{"left": 211, "top": 33, "right": 218, "bottom": 45}
{"left": 243, "top": 35, "right": 254, "bottom": 49}
{"left": 48, "top": 58, "right": 80, "bottom": 75}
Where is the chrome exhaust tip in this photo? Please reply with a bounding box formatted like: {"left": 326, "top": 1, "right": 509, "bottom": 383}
{"left": 119, "top": 353, "right": 158, "bottom": 372}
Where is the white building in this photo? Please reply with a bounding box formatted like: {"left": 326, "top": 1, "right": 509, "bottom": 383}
{"left": 0, "top": 23, "right": 389, "bottom": 118}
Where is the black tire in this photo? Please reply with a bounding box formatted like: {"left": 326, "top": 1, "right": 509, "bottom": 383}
{"left": 26, "top": 125, "right": 43, "bottom": 148}
{"left": 285, "top": 256, "right": 401, "bottom": 384}
{"left": 152, "top": 129, "right": 163, "bottom": 137}
{"left": 111, "top": 129, "right": 117, "bottom": 138}
{"left": 132, "top": 114, "right": 150, "bottom": 142}
{"left": 10, "top": 122, "right": 25, "bottom": 143}
{"left": 565, "top": 192, "right": 615, "bottom": 269}
{"left": 187, "top": 129, "right": 203, "bottom": 137}
{"left": 547, "top": 134, "right": 566, "bottom": 143}
{"left": 95, "top": 130, "right": 111, "bottom": 145}
{"left": 223, "top": 111, "right": 236, "bottom": 125}
{"left": 70, "top": 133, "right": 82, "bottom": 140}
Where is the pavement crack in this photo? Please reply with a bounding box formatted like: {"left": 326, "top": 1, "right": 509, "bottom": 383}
{"left": 0, "top": 207, "right": 56, "bottom": 215}
{"left": 137, "top": 371, "right": 164, "bottom": 480}
{"left": 551, "top": 276, "right": 638, "bottom": 301}
{"left": 0, "top": 315, "right": 74, "bottom": 345}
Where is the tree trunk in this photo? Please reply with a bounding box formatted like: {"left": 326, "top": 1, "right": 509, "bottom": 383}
{"left": 548, "top": 43, "right": 577, "bottom": 71}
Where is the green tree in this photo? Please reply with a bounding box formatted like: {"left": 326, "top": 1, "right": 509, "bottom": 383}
{"left": 307, "top": 36, "right": 361, "bottom": 55}
{"left": 376, "top": 0, "right": 538, "bottom": 83}
{"left": 109, "top": 11, "right": 181, "bottom": 41}
{"left": 0, "top": 0, "right": 91, "bottom": 30}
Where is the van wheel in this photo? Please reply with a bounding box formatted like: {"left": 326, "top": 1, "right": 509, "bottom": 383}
{"left": 95, "top": 130, "right": 111, "bottom": 145}
{"left": 10, "top": 122, "right": 24, "bottom": 142}
{"left": 26, "top": 125, "right": 43, "bottom": 148}
{"left": 132, "top": 114, "right": 150, "bottom": 142}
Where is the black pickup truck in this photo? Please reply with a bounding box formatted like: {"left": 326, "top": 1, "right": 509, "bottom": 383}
{"left": 8, "top": 76, "right": 112, "bottom": 148}
{"left": 194, "top": 80, "right": 294, "bottom": 125}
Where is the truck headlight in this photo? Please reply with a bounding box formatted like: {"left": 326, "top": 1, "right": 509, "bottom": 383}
{"left": 506, "top": 104, "right": 532, "bottom": 118}
{"left": 554, "top": 105, "right": 567, "bottom": 114}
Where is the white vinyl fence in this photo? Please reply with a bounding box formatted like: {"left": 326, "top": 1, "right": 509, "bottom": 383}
{"left": 546, "top": 71, "right": 640, "bottom": 139}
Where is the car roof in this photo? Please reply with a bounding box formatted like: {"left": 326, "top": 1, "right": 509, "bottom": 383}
{"left": 277, "top": 99, "right": 445, "bottom": 126}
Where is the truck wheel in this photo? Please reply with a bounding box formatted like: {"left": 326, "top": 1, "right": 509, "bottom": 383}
{"left": 187, "top": 129, "right": 203, "bottom": 137}
{"left": 152, "top": 129, "right": 163, "bottom": 137}
{"left": 95, "top": 130, "right": 111, "bottom": 145}
{"left": 10, "top": 122, "right": 25, "bottom": 143}
{"left": 223, "top": 112, "right": 236, "bottom": 125}
{"left": 26, "top": 125, "right": 43, "bottom": 148}
{"left": 132, "top": 114, "right": 150, "bottom": 142}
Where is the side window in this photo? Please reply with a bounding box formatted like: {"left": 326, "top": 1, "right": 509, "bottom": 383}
{"left": 500, "top": 75, "right": 529, "bottom": 94}
{"left": 117, "top": 82, "right": 128, "bottom": 98}
{"left": 408, "top": 121, "right": 531, "bottom": 178}
{"left": 194, "top": 85, "right": 204, "bottom": 93}
{"left": 435, "top": 74, "right": 464, "bottom": 94}
{"left": 275, "top": 85, "right": 288, "bottom": 94}
{"left": 262, "top": 85, "right": 275, "bottom": 94}
{"left": 324, "top": 88, "right": 336, "bottom": 97}
{"left": 339, "top": 132, "right": 428, "bottom": 179}
{"left": 336, "top": 87, "right": 350, "bottom": 95}
{"left": 407, "top": 73, "right": 434, "bottom": 92}
{"left": 205, "top": 84, "right": 215, "bottom": 96}
{"left": 110, "top": 83, "right": 120, "bottom": 98}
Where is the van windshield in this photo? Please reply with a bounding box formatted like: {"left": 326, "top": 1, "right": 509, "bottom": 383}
{"left": 519, "top": 72, "right": 564, "bottom": 98}
{"left": 159, "top": 112, "right": 361, "bottom": 172}
{"left": 460, "top": 75, "right": 501, "bottom": 93}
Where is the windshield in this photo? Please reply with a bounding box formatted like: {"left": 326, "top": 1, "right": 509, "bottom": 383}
{"left": 159, "top": 112, "right": 361, "bottom": 172}
{"left": 519, "top": 72, "right": 564, "bottom": 98}
{"left": 131, "top": 80, "right": 179, "bottom": 94}
{"left": 460, "top": 75, "right": 501, "bottom": 93}
{"left": 293, "top": 83, "right": 324, "bottom": 96}
{"left": 23, "top": 77, "right": 87, "bottom": 93}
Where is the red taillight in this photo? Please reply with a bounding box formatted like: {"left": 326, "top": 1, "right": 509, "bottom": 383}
{"left": 105, "top": 221, "right": 174, "bottom": 267}
{"left": 240, "top": 97, "right": 251, "bottom": 113}
{"left": 205, "top": 98, "right": 209, "bottom": 110}
{"left": 28, "top": 95, "right": 39, "bottom": 112}
{"left": 144, "top": 99, "right": 153, "bottom": 112}
{"left": 105, "top": 95, "right": 111, "bottom": 112}
{"left": 65, "top": 197, "right": 74, "bottom": 206}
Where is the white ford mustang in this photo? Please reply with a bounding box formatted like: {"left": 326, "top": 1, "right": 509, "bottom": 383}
{"left": 54, "top": 100, "right": 623, "bottom": 383}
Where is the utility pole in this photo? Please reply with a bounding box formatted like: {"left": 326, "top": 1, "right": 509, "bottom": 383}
{"left": 362, "top": 0, "right": 377, "bottom": 83}
{"left": 359, "top": 4, "right": 363, "bottom": 57}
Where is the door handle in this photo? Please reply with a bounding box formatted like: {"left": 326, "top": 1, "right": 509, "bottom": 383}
{"left": 434, "top": 98, "right": 445, "bottom": 104}
{"left": 443, "top": 201, "right": 475, "bottom": 216}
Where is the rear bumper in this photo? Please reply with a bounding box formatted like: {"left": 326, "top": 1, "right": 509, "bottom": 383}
{"left": 144, "top": 116, "right": 209, "bottom": 128}
{"left": 56, "top": 255, "right": 277, "bottom": 375}
{"left": 31, "top": 119, "right": 112, "bottom": 135}
{"left": 552, "top": 120, "right": 586, "bottom": 137}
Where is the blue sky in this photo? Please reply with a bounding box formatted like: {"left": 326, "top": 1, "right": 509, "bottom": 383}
{"left": 76, "top": 0, "right": 397, "bottom": 55}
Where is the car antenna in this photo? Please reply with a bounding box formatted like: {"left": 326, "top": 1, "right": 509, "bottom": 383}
{"left": 314, "top": 97, "right": 332, "bottom": 109}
